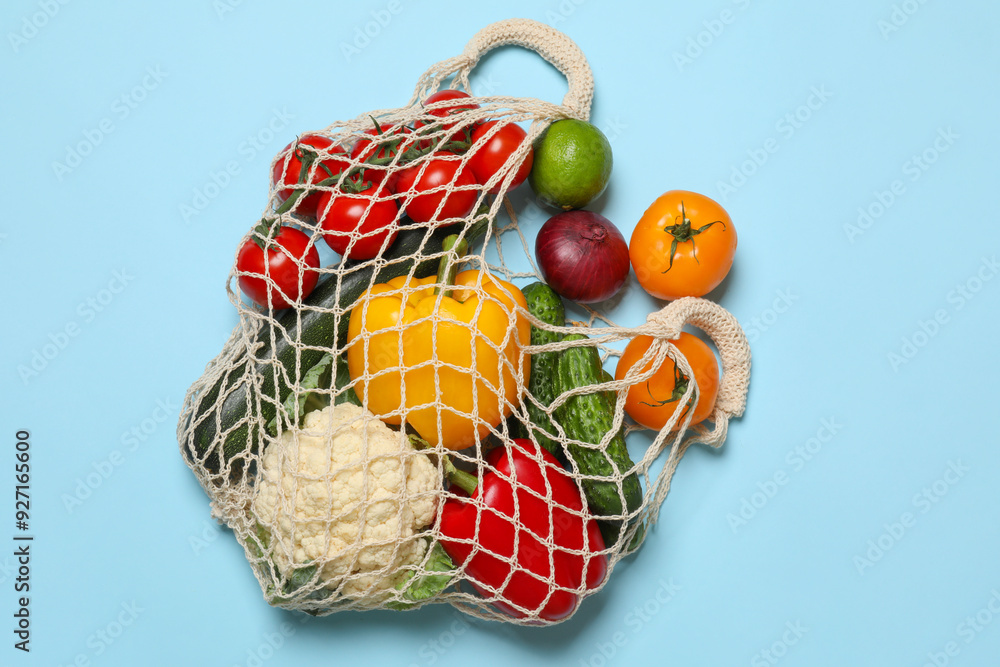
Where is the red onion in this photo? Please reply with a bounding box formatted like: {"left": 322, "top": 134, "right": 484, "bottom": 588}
{"left": 535, "top": 210, "right": 630, "bottom": 303}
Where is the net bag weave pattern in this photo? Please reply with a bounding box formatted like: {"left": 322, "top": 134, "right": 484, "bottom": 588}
{"left": 177, "top": 18, "right": 751, "bottom": 625}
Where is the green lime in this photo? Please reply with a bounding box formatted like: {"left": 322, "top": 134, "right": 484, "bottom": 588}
{"left": 528, "top": 119, "right": 613, "bottom": 210}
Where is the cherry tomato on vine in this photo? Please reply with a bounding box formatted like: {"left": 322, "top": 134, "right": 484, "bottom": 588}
{"left": 414, "top": 90, "right": 480, "bottom": 143}
{"left": 394, "top": 153, "right": 479, "bottom": 224}
{"left": 317, "top": 185, "right": 399, "bottom": 260}
{"left": 236, "top": 225, "right": 320, "bottom": 310}
{"left": 615, "top": 331, "right": 719, "bottom": 431}
{"left": 424, "top": 89, "right": 478, "bottom": 112}
{"left": 629, "top": 190, "right": 736, "bottom": 301}
{"left": 350, "top": 123, "right": 420, "bottom": 188}
{"left": 271, "top": 134, "right": 349, "bottom": 218}
{"left": 468, "top": 121, "right": 534, "bottom": 194}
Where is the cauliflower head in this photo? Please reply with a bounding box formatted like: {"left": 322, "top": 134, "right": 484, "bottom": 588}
{"left": 252, "top": 403, "right": 440, "bottom": 600}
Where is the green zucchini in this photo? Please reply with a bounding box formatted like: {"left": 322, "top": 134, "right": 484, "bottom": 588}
{"left": 555, "top": 333, "right": 642, "bottom": 546}
{"left": 182, "top": 212, "right": 491, "bottom": 477}
{"left": 518, "top": 282, "right": 565, "bottom": 454}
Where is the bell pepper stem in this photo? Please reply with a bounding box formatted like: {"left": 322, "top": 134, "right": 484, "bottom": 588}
{"left": 408, "top": 434, "right": 478, "bottom": 495}
{"left": 434, "top": 233, "right": 469, "bottom": 298}
{"left": 442, "top": 457, "right": 479, "bottom": 495}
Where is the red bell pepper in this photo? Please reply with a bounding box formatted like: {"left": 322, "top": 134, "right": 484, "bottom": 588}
{"left": 438, "top": 438, "right": 608, "bottom": 622}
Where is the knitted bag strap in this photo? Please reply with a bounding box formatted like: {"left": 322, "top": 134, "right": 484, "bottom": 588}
{"left": 638, "top": 297, "right": 752, "bottom": 519}
{"left": 411, "top": 18, "right": 595, "bottom": 121}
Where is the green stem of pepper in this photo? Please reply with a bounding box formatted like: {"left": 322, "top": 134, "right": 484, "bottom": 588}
{"left": 408, "top": 435, "right": 478, "bottom": 495}
{"left": 442, "top": 457, "right": 479, "bottom": 495}
{"left": 434, "top": 234, "right": 469, "bottom": 298}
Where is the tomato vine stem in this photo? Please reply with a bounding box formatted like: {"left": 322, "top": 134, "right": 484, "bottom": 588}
{"left": 264, "top": 117, "right": 474, "bottom": 227}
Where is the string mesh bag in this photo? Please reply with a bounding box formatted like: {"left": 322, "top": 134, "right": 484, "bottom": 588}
{"left": 177, "top": 18, "right": 751, "bottom": 625}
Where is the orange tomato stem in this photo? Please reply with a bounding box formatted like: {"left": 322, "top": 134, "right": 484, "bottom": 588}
{"left": 661, "top": 200, "right": 727, "bottom": 273}
{"left": 640, "top": 360, "right": 693, "bottom": 409}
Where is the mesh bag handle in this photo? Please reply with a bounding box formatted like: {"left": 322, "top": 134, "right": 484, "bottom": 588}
{"left": 411, "top": 18, "right": 595, "bottom": 121}
{"left": 643, "top": 297, "right": 751, "bottom": 424}
{"left": 636, "top": 297, "right": 752, "bottom": 521}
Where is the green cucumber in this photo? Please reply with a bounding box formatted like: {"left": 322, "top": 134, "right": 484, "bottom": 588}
{"left": 601, "top": 369, "right": 615, "bottom": 406}
{"left": 518, "top": 282, "right": 565, "bottom": 454}
{"left": 555, "top": 333, "right": 642, "bottom": 546}
{"left": 601, "top": 368, "right": 646, "bottom": 552}
{"left": 182, "top": 212, "right": 491, "bottom": 477}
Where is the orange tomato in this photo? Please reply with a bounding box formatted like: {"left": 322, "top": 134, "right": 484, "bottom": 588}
{"left": 629, "top": 190, "right": 736, "bottom": 300}
{"left": 614, "top": 332, "right": 719, "bottom": 430}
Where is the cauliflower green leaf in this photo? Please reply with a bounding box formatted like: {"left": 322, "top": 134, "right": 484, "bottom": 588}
{"left": 388, "top": 542, "right": 455, "bottom": 610}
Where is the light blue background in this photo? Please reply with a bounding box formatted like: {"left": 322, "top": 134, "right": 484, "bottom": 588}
{"left": 2, "top": 1, "right": 998, "bottom": 665}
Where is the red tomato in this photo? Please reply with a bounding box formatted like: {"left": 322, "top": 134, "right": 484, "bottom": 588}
{"left": 236, "top": 225, "right": 320, "bottom": 310}
{"left": 394, "top": 154, "right": 479, "bottom": 224}
{"left": 415, "top": 90, "right": 481, "bottom": 144}
{"left": 317, "top": 185, "right": 399, "bottom": 260}
{"left": 271, "top": 134, "right": 349, "bottom": 218}
{"left": 424, "top": 89, "right": 478, "bottom": 111}
{"left": 468, "top": 121, "right": 534, "bottom": 194}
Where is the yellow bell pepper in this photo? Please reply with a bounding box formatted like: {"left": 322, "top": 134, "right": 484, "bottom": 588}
{"left": 347, "top": 269, "right": 530, "bottom": 450}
